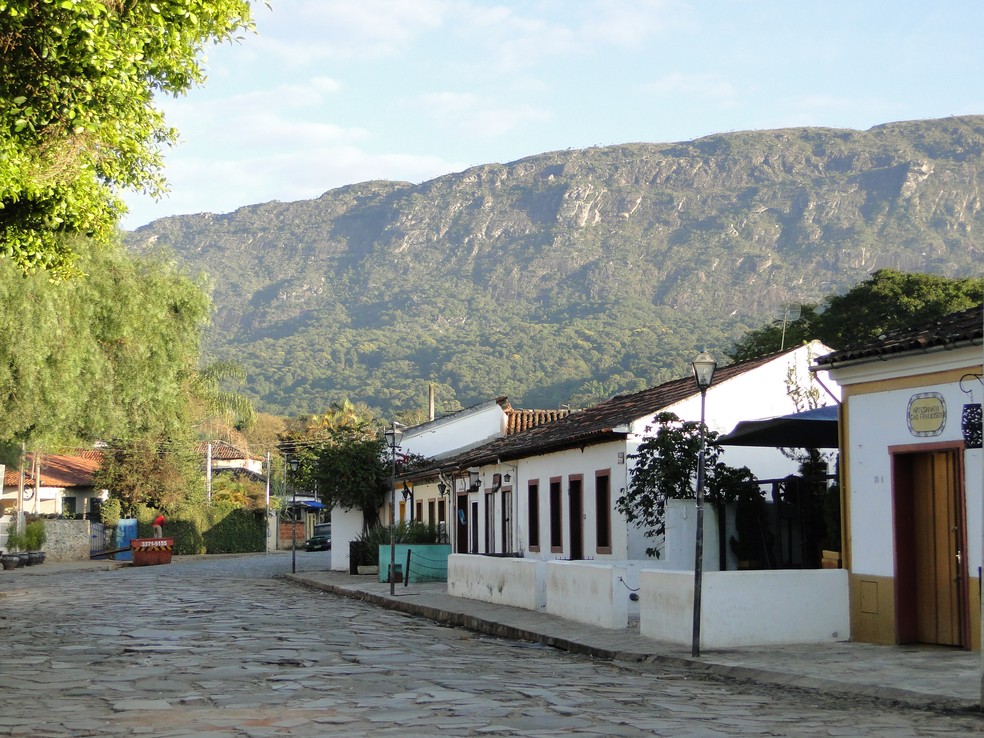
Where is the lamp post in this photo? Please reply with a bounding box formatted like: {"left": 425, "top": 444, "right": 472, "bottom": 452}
{"left": 691, "top": 350, "right": 717, "bottom": 658}
{"left": 289, "top": 456, "right": 300, "bottom": 574}
{"left": 384, "top": 422, "right": 406, "bottom": 595}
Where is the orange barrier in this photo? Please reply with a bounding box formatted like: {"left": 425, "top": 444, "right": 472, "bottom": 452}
{"left": 130, "top": 538, "right": 174, "bottom": 566}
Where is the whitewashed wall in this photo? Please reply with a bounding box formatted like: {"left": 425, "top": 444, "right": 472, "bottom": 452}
{"left": 447, "top": 553, "right": 545, "bottom": 610}
{"left": 502, "top": 443, "right": 630, "bottom": 561}
{"left": 639, "top": 569, "right": 850, "bottom": 647}
{"left": 544, "top": 560, "right": 632, "bottom": 628}
{"left": 400, "top": 401, "right": 506, "bottom": 459}
{"left": 330, "top": 506, "right": 364, "bottom": 572}
{"left": 651, "top": 342, "right": 837, "bottom": 438}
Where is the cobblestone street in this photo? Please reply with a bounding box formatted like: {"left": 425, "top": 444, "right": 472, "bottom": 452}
{"left": 0, "top": 554, "right": 980, "bottom": 737}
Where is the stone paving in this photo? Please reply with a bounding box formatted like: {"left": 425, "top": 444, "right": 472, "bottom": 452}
{"left": 0, "top": 553, "right": 981, "bottom": 737}
{"left": 288, "top": 569, "right": 984, "bottom": 711}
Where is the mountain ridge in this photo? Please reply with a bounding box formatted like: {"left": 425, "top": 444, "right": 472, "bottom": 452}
{"left": 126, "top": 115, "right": 984, "bottom": 417}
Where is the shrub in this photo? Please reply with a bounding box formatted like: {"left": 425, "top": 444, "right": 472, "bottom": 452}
{"left": 355, "top": 521, "right": 439, "bottom": 565}
{"left": 24, "top": 519, "right": 47, "bottom": 551}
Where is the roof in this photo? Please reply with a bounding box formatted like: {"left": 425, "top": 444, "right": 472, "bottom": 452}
{"left": 2, "top": 451, "right": 103, "bottom": 489}
{"left": 505, "top": 407, "right": 574, "bottom": 434}
{"left": 195, "top": 440, "right": 261, "bottom": 461}
{"left": 434, "top": 350, "right": 781, "bottom": 469}
{"left": 814, "top": 304, "right": 983, "bottom": 369}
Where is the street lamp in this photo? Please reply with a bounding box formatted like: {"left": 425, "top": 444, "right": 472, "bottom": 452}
{"left": 691, "top": 350, "right": 716, "bottom": 658}
{"left": 289, "top": 456, "right": 300, "bottom": 574}
{"left": 384, "top": 421, "right": 406, "bottom": 595}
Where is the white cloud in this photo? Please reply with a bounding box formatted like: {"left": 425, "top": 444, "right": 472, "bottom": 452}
{"left": 257, "top": 0, "right": 449, "bottom": 63}
{"left": 418, "top": 91, "right": 551, "bottom": 138}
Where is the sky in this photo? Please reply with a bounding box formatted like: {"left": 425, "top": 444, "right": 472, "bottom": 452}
{"left": 121, "top": 0, "right": 984, "bottom": 230}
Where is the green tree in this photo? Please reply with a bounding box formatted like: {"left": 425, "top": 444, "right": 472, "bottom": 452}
{"left": 0, "top": 238, "right": 211, "bottom": 449}
{"left": 0, "top": 0, "right": 254, "bottom": 276}
{"left": 729, "top": 270, "right": 984, "bottom": 360}
{"left": 815, "top": 269, "right": 984, "bottom": 349}
{"left": 311, "top": 427, "right": 388, "bottom": 530}
{"left": 616, "top": 412, "right": 757, "bottom": 558}
{"left": 95, "top": 434, "right": 203, "bottom": 516}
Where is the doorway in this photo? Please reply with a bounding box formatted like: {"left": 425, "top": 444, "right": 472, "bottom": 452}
{"left": 502, "top": 488, "right": 513, "bottom": 553}
{"left": 456, "top": 493, "right": 468, "bottom": 554}
{"left": 893, "top": 448, "right": 968, "bottom": 647}
{"left": 569, "top": 476, "right": 583, "bottom": 561}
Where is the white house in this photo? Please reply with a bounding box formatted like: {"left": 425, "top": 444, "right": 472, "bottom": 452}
{"left": 441, "top": 341, "right": 837, "bottom": 566}
{"left": 435, "top": 342, "right": 850, "bottom": 642}
{"left": 814, "top": 304, "right": 982, "bottom": 651}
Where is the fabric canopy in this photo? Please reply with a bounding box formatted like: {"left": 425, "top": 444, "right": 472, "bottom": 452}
{"left": 719, "top": 405, "right": 839, "bottom": 449}
{"left": 297, "top": 500, "right": 325, "bottom": 509}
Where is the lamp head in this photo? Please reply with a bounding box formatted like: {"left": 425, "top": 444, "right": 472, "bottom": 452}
{"left": 384, "top": 421, "right": 406, "bottom": 447}
{"left": 691, "top": 351, "right": 717, "bottom": 391}
{"left": 288, "top": 457, "right": 300, "bottom": 472}
{"left": 467, "top": 467, "right": 482, "bottom": 491}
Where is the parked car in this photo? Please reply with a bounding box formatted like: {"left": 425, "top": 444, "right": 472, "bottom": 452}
{"left": 304, "top": 535, "right": 331, "bottom": 551}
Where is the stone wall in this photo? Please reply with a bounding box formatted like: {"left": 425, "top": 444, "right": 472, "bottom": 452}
{"left": 43, "top": 519, "right": 110, "bottom": 561}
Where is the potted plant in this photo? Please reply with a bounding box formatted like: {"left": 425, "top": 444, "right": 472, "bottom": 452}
{"left": 4, "top": 525, "right": 27, "bottom": 567}
{"left": 1, "top": 528, "right": 18, "bottom": 569}
{"left": 24, "top": 519, "right": 46, "bottom": 565}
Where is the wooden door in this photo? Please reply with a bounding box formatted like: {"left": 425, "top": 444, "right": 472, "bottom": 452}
{"left": 569, "top": 476, "right": 583, "bottom": 561}
{"left": 501, "top": 488, "right": 513, "bottom": 553}
{"left": 894, "top": 449, "right": 967, "bottom": 647}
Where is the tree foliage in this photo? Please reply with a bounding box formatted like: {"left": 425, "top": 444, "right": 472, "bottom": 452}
{"left": 729, "top": 270, "right": 984, "bottom": 361}
{"left": 95, "top": 434, "right": 204, "bottom": 516}
{"left": 0, "top": 0, "right": 254, "bottom": 275}
{"left": 0, "top": 237, "right": 211, "bottom": 450}
{"left": 616, "top": 412, "right": 757, "bottom": 558}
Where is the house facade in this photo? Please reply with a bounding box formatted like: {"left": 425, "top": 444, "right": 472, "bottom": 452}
{"left": 429, "top": 341, "right": 837, "bottom": 567}
{"left": 815, "top": 305, "right": 983, "bottom": 651}
{"left": 1, "top": 451, "right": 106, "bottom": 519}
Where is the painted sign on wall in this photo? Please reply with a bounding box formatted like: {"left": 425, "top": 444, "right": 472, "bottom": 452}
{"left": 907, "top": 392, "right": 946, "bottom": 437}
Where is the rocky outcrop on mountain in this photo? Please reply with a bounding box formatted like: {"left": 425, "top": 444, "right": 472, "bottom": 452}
{"left": 126, "top": 116, "right": 984, "bottom": 416}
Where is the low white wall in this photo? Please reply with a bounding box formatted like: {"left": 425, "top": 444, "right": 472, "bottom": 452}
{"left": 545, "top": 560, "right": 632, "bottom": 629}
{"left": 640, "top": 569, "right": 850, "bottom": 647}
{"left": 448, "top": 554, "right": 545, "bottom": 610}
{"left": 330, "top": 507, "right": 364, "bottom": 572}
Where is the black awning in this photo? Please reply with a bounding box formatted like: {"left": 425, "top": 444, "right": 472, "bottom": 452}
{"left": 720, "top": 405, "right": 839, "bottom": 449}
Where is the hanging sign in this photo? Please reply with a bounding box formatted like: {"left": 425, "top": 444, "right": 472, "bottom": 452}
{"left": 907, "top": 392, "right": 946, "bottom": 437}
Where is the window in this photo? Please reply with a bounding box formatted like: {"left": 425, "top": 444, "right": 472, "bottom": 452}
{"left": 595, "top": 470, "right": 612, "bottom": 554}
{"left": 549, "top": 477, "right": 563, "bottom": 552}
{"left": 428, "top": 499, "right": 436, "bottom": 524}
{"left": 528, "top": 482, "right": 540, "bottom": 551}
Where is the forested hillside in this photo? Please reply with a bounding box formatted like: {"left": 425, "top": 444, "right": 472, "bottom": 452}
{"left": 126, "top": 116, "right": 984, "bottom": 418}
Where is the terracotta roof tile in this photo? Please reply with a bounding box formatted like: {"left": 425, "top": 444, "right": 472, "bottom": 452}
{"left": 195, "top": 440, "right": 260, "bottom": 461}
{"left": 505, "top": 408, "right": 574, "bottom": 434}
{"left": 2, "top": 452, "right": 102, "bottom": 489}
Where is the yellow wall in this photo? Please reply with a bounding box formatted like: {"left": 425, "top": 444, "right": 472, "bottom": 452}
{"left": 849, "top": 573, "right": 981, "bottom": 650}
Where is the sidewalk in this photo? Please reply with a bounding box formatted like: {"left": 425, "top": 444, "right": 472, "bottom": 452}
{"left": 287, "top": 568, "right": 984, "bottom": 713}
